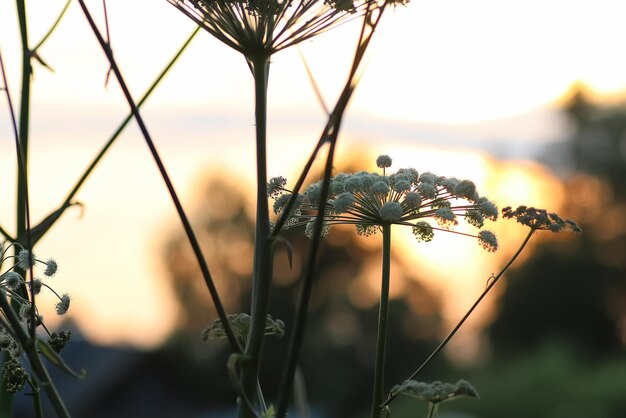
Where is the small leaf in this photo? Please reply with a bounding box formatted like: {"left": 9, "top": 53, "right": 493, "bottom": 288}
{"left": 19, "top": 202, "right": 83, "bottom": 246}
{"left": 37, "top": 339, "right": 86, "bottom": 379}
{"left": 31, "top": 51, "right": 54, "bottom": 72}
{"left": 261, "top": 404, "right": 276, "bottom": 418}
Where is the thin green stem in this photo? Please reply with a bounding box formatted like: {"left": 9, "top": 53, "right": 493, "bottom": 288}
{"left": 32, "top": 0, "right": 72, "bottom": 51}
{"left": 0, "top": 226, "right": 14, "bottom": 242}
{"left": 383, "top": 229, "right": 536, "bottom": 408}
{"left": 239, "top": 54, "right": 272, "bottom": 418}
{"left": 371, "top": 223, "right": 392, "bottom": 418}
{"left": 61, "top": 28, "right": 199, "bottom": 207}
{"left": 27, "top": 378, "right": 44, "bottom": 418}
{"left": 76, "top": 0, "right": 242, "bottom": 353}
{"left": 15, "top": 0, "right": 31, "bottom": 243}
{"left": 0, "top": 52, "right": 17, "bottom": 247}
{"left": 6, "top": 6, "right": 44, "bottom": 416}
{"left": 15, "top": 28, "right": 200, "bottom": 250}
{"left": 427, "top": 403, "right": 436, "bottom": 418}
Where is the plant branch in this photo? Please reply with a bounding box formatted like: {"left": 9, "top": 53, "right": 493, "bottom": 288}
{"left": 0, "top": 226, "right": 14, "bottom": 242}
{"left": 76, "top": 0, "right": 242, "bottom": 353}
{"left": 383, "top": 229, "right": 536, "bottom": 408}
{"left": 61, "top": 27, "right": 200, "bottom": 207}
{"left": 240, "top": 54, "right": 273, "bottom": 417}
{"left": 32, "top": 0, "right": 73, "bottom": 51}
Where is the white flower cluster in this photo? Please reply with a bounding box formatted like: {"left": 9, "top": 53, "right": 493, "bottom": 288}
{"left": 0, "top": 242, "right": 70, "bottom": 319}
{"left": 268, "top": 155, "right": 499, "bottom": 251}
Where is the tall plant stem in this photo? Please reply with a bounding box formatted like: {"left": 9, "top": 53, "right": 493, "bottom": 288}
{"left": 239, "top": 54, "right": 272, "bottom": 418}
{"left": 76, "top": 0, "right": 241, "bottom": 353}
{"left": 371, "top": 224, "right": 392, "bottom": 418}
{"left": 15, "top": 0, "right": 31, "bottom": 244}
{"left": 2, "top": 1, "right": 34, "bottom": 414}
{"left": 275, "top": 136, "right": 338, "bottom": 418}
{"left": 383, "top": 229, "right": 536, "bottom": 408}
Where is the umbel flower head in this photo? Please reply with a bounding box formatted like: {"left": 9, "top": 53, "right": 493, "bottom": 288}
{"left": 391, "top": 379, "right": 479, "bottom": 405}
{"left": 168, "top": 0, "right": 388, "bottom": 57}
{"left": 268, "top": 155, "right": 500, "bottom": 251}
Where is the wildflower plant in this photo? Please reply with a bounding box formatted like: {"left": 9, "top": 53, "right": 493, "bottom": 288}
{"left": 0, "top": 241, "right": 79, "bottom": 413}
{"left": 378, "top": 205, "right": 582, "bottom": 416}
{"left": 0, "top": 0, "right": 585, "bottom": 416}
{"left": 269, "top": 155, "right": 499, "bottom": 417}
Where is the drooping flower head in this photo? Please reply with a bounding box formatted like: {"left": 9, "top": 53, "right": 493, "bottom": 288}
{"left": 168, "top": 0, "right": 385, "bottom": 57}
{"left": 267, "top": 155, "right": 500, "bottom": 251}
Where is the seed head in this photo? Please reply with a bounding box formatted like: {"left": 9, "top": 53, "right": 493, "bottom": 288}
{"left": 55, "top": 294, "right": 71, "bottom": 315}
{"left": 477, "top": 230, "right": 498, "bottom": 252}
{"left": 380, "top": 201, "right": 403, "bottom": 222}
{"left": 2, "top": 272, "right": 23, "bottom": 291}
{"left": 17, "top": 249, "right": 35, "bottom": 271}
{"left": 44, "top": 259, "right": 58, "bottom": 277}
{"left": 376, "top": 155, "right": 392, "bottom": 169}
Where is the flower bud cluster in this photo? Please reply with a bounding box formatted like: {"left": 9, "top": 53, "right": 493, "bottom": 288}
{"left": 1, "top": 358, "right": 28, "bottom": 394}
{"left": 201, "top": 313, "right": 285, "bottom": 342}
{"left": 0, "top": 243, "right": 69, "bottom": 319}
{"left": 267, "top": 155, "right": 499, "bottom": 251}
{"left": 502, "top": 206, "right": 582, "bottom": 233}
{"left": 391, "top": 379, "right": 479, "bottom": 405}
{"left": 0, "top": 241, "right": 72, "bottom": 390}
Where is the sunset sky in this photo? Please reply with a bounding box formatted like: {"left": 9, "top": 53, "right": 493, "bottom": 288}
{"left": 1, "top": 0, "right": 625, "bottom": 349}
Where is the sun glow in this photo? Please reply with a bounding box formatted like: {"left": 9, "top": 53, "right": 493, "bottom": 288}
{"left": 350, "top": 145, "right": 568, "bottom": 345}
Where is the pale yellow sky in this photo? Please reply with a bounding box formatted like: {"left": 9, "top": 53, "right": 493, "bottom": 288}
{"left": 0, "top": 0, "right": 622, "bottom": 348}
{"left": 2, "top": 0, "right": 626, "bottom": 123}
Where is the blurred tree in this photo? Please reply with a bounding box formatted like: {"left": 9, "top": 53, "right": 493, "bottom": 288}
{"left": 489, "top": 85, "right": 626, "bottom": 355}
{"left": 159, "top": 166, "right": 444, "bottom": 417}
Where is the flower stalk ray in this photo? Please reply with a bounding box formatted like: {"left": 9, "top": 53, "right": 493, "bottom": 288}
{"left": 168, "top": 0, "right": 390, "bottom": 56}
